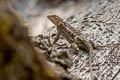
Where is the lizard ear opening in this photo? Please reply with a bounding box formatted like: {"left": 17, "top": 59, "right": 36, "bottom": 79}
{"left": 57, "top": 21, "right": 62, "bottom": 27}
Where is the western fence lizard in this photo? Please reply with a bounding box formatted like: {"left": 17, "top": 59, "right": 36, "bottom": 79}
{"left": 47, "top": 15, "right": 103, "bottom": 80}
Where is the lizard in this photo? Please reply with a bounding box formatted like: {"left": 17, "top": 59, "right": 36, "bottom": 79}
{"left": 47, "top": 15, "right": 104, "bottom": 80}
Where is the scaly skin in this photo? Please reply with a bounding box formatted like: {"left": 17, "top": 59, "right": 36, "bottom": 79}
{"left": 47, "top": 15, "right": 96, "bottom": 80}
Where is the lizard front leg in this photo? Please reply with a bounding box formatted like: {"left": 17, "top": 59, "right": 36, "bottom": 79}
{"left": 53, "top": 33, "right": 60, "bottom": 44}
{"left": 52, "top": 33, "right": 61, "bottom": 55}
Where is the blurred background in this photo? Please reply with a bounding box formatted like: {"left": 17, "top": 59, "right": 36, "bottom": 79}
{"left": 10, "top": 0, "right": 92, "bottom": 36}
{"left": 1, "top": 0, "right": 120, "bottom": 80}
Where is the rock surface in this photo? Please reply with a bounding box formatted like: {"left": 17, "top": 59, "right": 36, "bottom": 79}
{"left": 32, "top": 0, "right": 120, "bottom": 80}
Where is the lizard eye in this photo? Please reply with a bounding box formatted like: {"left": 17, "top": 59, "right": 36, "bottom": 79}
{"left": 55, "top": 16, "right": 63, "bottom": 22}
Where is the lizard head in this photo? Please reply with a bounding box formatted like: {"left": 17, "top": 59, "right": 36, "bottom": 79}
{"left": 47, "top": 15, "right": 63, "bottom": 27}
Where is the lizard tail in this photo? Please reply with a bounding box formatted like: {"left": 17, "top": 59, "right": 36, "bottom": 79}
{"left": 89, "top": 48, "right": 93, "bottom": 80}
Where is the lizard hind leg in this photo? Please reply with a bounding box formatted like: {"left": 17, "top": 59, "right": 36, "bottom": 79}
{"left": 71, "top": 43, "right": 80, "bottom": 53}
